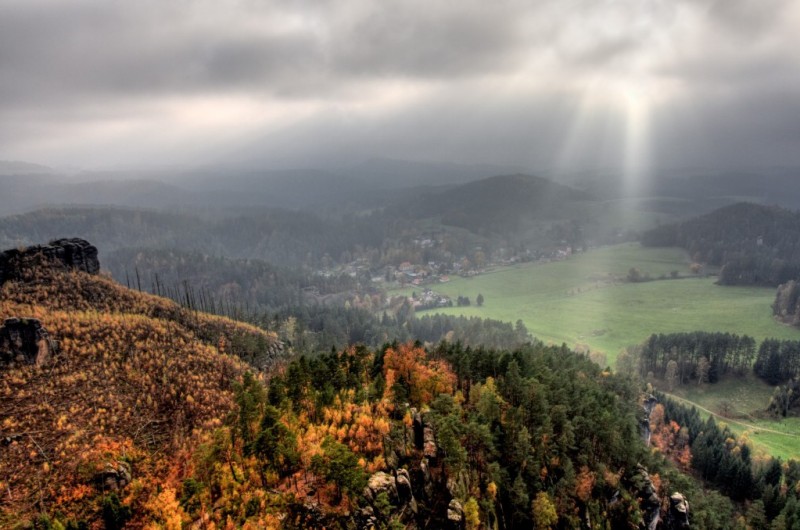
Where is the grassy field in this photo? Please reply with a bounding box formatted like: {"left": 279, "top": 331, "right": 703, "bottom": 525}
{"left": 668, "top": 377, "right": 800, "bottom": 460}
{"left": 403, "top": 243, "right": 798, "bottom": 366}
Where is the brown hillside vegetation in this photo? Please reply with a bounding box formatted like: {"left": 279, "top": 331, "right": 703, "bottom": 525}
{"left": 0, "top": 265, "right": 283, "bottom": 528}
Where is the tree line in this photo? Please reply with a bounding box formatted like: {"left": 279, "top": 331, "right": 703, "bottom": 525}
{"left": 636, "top": 332, "right": 757, "bottom": 384}
{"left": 754, "top": 339, "right": 800, "bottom": 385}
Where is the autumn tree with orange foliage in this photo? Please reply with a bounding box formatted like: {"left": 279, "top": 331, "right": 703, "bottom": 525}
{"left": 649, "top": 404, "right": 692, "bottom": 471}
{"left": 382, "top": 342, "right": 456, "bottom": 408}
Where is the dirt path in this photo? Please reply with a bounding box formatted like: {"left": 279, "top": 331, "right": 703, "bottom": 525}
{"left": 663, "top": 392, "right": 800, "bottom": 439}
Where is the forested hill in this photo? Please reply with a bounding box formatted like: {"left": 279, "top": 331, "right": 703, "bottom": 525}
{"left": 641, "top": 202, "right": 800, "bottom": 286}
{"left": 0, "top": 206, "right": 388, "bottom": 269}
{"left": 390, "top": 174, "right": 593, "bottom": 235}
{"left": 0, "top": 247, "right": 286, "bottom": 527}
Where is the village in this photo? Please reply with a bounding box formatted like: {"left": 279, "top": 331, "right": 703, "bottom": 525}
{"left": 312, "top": 236, "right": 578, "bottom": 312}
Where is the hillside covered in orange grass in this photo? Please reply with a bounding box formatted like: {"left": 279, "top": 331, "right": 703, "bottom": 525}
{"left": 0, "top": 259, "right": 284, "bottom": 528}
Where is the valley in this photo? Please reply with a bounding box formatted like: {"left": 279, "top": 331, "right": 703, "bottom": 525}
{"left": 3, "top": 174, "right": 800, "bottom": 528}
{"left": 3, "top": 1, "right": 800, "bottom": 525}
{"left": 404, "top": 244, "right": 797, "bottom": 363}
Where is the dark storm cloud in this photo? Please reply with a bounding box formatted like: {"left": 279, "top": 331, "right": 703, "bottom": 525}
{"left": 0, "top": 0, "right": 798, "bottom": 168}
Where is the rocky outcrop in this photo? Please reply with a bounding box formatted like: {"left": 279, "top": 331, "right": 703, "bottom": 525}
{"left": 412, "top": 410, "right": 438, "bottom": 458}
{"left": 94, "top": 461, "right": 132, "bottom": 491}
{"left": 640, "top": 394, "right": 658, "bottom": 446}
{"left": 634, "top": 465, "right": 662, "bottom": 530}
{"left": 396, "top": 468, "right": 414, "bottom": 503}
{"left": 447, "top": 499, "right": 464, "bottom": 526}
{"left": 0, "top": 317, "right": 56, "bottom": 366}
{"left": 419, "top": 457, "right": 435, "bottom": 499}
{"left": 363, "top": 471, "right": 398, "bottom": 505}
{"left": 0, "top": 238, "right": 100, "bottom": 286}
{"left": 633, "top": 465, "right": 690, "bottom": 530}
{"left": 666, "top": 492, "right": 690, "bottom": 529}
{"left": 233, "top": 336, "right": 286, "bottom": 372}
{"left": 360, "top": 468, "right": 419, "bottom": 528}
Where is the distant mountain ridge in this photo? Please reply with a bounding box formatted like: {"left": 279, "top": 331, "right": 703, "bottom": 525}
{"left": 392, "top": 173, "right": 593, "bottom": 235}
{"left": 0, "top": 172, "right": 591, "bottom": 270}
{"left": 0, "top": 158, "right": 525, "bottom": 215}
{"left": 0, "top": 160, "right": 55, "bottom": 175}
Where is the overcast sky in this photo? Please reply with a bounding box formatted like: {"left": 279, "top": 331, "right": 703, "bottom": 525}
{"left": 1, "top": 0, "right": 799, "bottom": 173}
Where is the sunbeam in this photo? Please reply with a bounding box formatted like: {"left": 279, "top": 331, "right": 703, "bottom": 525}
{"left": 621, "top": 84, "right": 652, "bottom": 199}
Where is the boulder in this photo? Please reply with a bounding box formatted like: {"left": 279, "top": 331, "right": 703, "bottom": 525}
{"left": 0, "top": 238, "right": 100, "bottom": 286}
{"left": 363, "top": 471, "right": 398, "bottom": 505}
{"left": 0, "top": 317, "right": 56, "bottom": 366}
{"left": 361, "top": 469, "right": 419, "bottom": 525}
{"left": 396, "top": 468, "right": 413, "bottom": 501}
{"left": 95, "top": 461, "right": 132, "bottom": 491}
{"left": 447, "top": 498, "right": 464, "bottom": 525}
{"left": 667, "top": 492, "right": 690, "bottom": 529}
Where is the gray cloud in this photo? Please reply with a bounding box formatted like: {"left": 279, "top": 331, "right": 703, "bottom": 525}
{"left": 0, "top": 0, "right": 798, "bottom": 169}
{"left": 326, "top": 1, "right": 542, "bottom": 78}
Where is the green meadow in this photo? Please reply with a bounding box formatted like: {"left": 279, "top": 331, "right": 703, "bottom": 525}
{"left": 405, "top": 243, "right": 798, "bottom": 366}
{"left": 668, "top": 376, "right": 800, "bottom": 460}
{"left": 400, "top": 243, "right": 800, "bottom": 458}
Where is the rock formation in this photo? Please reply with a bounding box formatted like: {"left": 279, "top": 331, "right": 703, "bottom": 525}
{"left": 395, "top": 468, "right": 414, "bottom": 505}
{"left": 0, "top": 317, "right": 56, "bottom": 366}
{"left": 94, "top": 461, "right": 132, "bottom": 491}
{"left": 666, "top": 492, "right": 690, "bottom": 529}
{"left": 635, "top": 465, "right": 662, "bottom": 530}
{"left": 446, "top": 499, "right": 464, "bottom": 526}
{"left": 0, "top": 238, "right": 100, "bottom": 286}
{"left": 363, "top": 471, "right": 399, "bottom": 505}
{"left": 640, "top": 394, "right": 658, "bottom": 446}
{"left": 411, "top": 409, "right": 438, "bottom": 459}
{"left": 632, "top": 465, "right": 690, "bottom": 530}
{"left": 361, "top": 468, "right": 419, "bottom": 528}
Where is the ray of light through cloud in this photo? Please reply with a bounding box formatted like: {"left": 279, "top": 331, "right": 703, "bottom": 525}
{"left": 0, "top": 0, "right": 797, "bottom": 171}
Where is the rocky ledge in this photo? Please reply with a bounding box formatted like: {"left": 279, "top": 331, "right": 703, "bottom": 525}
{"left": 0, "top": 238, "right": 100, "bottom": 286}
